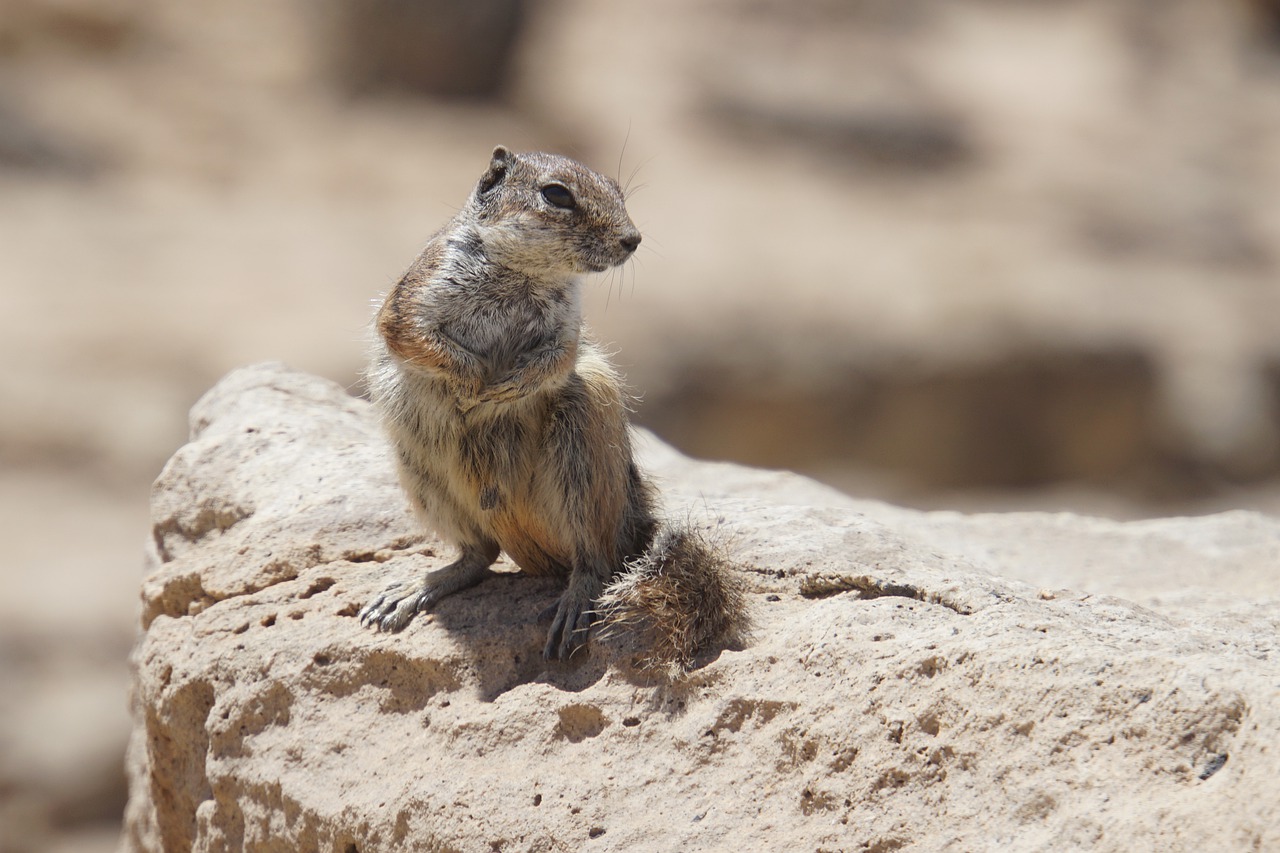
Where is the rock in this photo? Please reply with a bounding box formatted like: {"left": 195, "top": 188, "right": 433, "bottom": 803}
{"left": 122, "top": 364, "right": 1280, "bottom": 851}
{"left": 325, "top": 0, "right": 527, "bottom": 97}
{"left": 0, "top": 0, "right": 146, "bottom": 56}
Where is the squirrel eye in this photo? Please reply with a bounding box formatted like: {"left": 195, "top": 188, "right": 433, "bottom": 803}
{"left": 541, "top": 183, "right": 576, "bottom": 210}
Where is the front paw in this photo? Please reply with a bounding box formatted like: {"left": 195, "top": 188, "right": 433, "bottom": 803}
{"left": 451, "top": 375, "right": 487, "bottom": 413}
{"left": 474, "top": 382, "right": 526, "bottom": 407}
{"left": 455, "top": 387, "right": 519, "bottom": 413}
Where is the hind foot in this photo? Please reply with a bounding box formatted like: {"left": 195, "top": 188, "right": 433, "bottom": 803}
{"left": 543, "top": 573, "right": 604, "bottom": 661}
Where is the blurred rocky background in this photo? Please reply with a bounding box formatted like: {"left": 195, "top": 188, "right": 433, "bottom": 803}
{"left": 2, "top": 0, "right": 1279, "bottom": 849}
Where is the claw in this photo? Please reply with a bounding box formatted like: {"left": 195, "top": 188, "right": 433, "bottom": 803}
{"left": 357, "top": 553, "right": 496, "bottom": 635}
{"left": 358, "top": 584, "right": 432, "bottom": 633}
{"left": 543, "top": 591, "right": 596, "bottom": 661}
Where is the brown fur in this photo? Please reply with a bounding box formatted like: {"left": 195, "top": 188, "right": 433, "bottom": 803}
{"left": 597, "top": 527, "right": 752, "bottom": 677}
{"left": 359, "top": 146, "right": 745, "bottom": 665}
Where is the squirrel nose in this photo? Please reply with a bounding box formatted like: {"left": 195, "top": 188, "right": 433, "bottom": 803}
{"left": 619, "top": 232, "right": 641, "bottom": 253}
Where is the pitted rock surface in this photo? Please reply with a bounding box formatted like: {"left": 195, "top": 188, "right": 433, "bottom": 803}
{"left": 122, "top": 364, "right": 1280, "bottom": 852}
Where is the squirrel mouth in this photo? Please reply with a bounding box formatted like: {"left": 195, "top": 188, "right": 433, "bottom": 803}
{"left": 581, "top": 255, "right": 620, "bottom": 273}
{"left": 583, "top": 249, "right": 634, "bottom": 273}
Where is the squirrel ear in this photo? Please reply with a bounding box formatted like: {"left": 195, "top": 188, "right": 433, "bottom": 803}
{"left": 477, "top": 146, "right": 513, "bottom": 195}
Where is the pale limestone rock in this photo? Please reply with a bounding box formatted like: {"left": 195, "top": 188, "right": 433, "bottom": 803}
{"left": 123, "top": 364, "right": 1280, "bottom": 852}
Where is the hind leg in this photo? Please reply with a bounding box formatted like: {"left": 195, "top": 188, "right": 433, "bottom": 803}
{"left": 360, "top": 540, "right": 500, "bottom": 632}
{"left": 538, "top": 357, "right": 636, "bottom": 660}
{"left": 543, "top": 559, "right": 609, "bottom": 660}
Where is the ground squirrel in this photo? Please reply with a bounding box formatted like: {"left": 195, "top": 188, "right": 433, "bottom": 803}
{"left": 359, "top": 146, "right": 747, "bottom": 670}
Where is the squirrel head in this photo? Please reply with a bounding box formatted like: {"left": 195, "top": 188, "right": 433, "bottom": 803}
{"left": 468, "top": 146, "right": 642, "bottom": 277}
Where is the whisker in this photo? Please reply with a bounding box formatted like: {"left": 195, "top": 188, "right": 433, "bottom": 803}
{"left": 638, "top": 238, "right": 664, "bottom": 261}
{"left": 617, "top": 121, "right": 632, "bottom": 185}
{"left": 625, "top": 155, "right": 656, "bottom": 195}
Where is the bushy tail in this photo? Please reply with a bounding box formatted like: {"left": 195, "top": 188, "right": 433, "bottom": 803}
{"left": 597, "top": 524, "right": 752, "bottom": 678}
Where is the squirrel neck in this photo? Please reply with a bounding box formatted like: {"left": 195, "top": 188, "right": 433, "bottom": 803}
{"left": 448, "top": 221, "right": 581, "bottom": 305}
